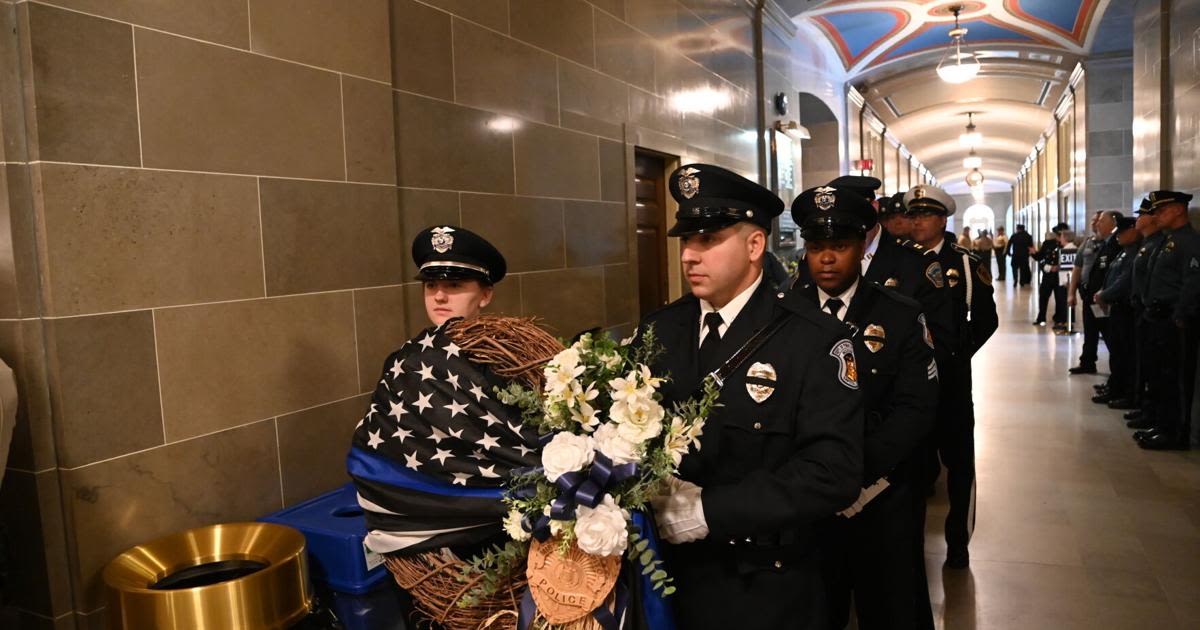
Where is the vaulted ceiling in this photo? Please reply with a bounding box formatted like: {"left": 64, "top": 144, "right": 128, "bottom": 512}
{"left": 782, "top": 0, "right": 1127, "bottom": 195}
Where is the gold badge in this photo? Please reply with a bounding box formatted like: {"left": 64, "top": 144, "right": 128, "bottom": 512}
{"left": 946, "top": 267, "right": 960, "bottom": 287}
{"left": 430, "top": 226, "right": 455, "bottom": 253}
{"left": 745, "top": 361, "right": 777, "bottom": 403}
{"left": 677, "top": 167, "right": 701, "bottom": 199}
{"left": 863, "top": 324, "right": 886, "bottom": 353}
{"left": 527, "top": 537, "right": 620, "bottom": 624}
{"left": 830, "top": 339, "right": 858, "bottom": 389}
{"left": 884, "top": 277, "right": 899, "bottom": 287}
{"left": 815, "top": 186, "right": 837, "bottom": 211}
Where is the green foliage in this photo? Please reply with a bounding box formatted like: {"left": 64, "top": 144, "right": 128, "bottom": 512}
{"left": 626, "top": 529, "right": 674, "bottom": 597}
{"left": 457, "top": 539, "right": 529, "bottom": 608}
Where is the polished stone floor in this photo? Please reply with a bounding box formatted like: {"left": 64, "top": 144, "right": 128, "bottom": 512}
{"left": 921, "top": 280, "right": 1200, "bottom": 629}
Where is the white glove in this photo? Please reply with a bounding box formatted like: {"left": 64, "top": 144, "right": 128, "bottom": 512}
{"left": 649, "top": 477, "right": 709, "bottom": 543}
{"left": 837, "top": 478, "right": 891, "bottom": 518}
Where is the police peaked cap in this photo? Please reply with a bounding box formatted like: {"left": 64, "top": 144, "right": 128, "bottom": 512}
{"left": 790, "top": 185, "right": 877, "bottom": 240}
{"left": 411, "top": 225, "right": 507, "bottom": 285}
{"left": 1115, "top": 215, "right": 1137, "bottom": 232}
{"left": 1146, "top": 190, "right": 1194, "bottom": 211}
{"left": 1052, "top": 222, "right": 1070, "bottom": 233}
{"left": 878, "top": 192, "right": 906, "bottom": 217}
{"left": 828, "top": 175, "right": 882, "bottom": 203}
{"left": 1135, "top": 197, "right": 1152, "bottom": 215}
{"left": 903, "top": 185, "right": 956, "bottom": 216}
{"left": 667, "top": 163, "right": 783, "bottom": 236}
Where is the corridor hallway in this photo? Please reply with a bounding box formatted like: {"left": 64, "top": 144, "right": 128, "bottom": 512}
{"left": 921, "top": 282, "right": 1200, "bottom": 629}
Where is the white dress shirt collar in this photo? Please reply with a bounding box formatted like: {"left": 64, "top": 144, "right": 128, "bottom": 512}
{"left": 816, "top": 278, "right": 860, "bottom": 321}
{"left": 698, "top": 271, "right": 763, "bottom": 343}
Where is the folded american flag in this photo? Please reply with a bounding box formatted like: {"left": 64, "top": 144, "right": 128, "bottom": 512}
{"left": 348, "top": 323, "right": 540, "bottom": 555}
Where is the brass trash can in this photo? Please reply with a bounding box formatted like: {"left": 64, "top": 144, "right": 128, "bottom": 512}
{"left": 103, "top": 522, "right": 311, "bottom": 629}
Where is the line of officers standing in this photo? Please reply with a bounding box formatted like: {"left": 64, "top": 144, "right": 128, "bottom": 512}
{"left": 640, "top": 164, "right": 996, "bottom": 630}
{"left": 1085, "top": 192, "right": 1199, "bottom": 451}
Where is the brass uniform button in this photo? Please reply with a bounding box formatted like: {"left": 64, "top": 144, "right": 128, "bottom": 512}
{"left": 753, "top": 421, "right": 763, "bottom": 430}
{"left": 774, "top": 560, "right": 783, "bottom": 569}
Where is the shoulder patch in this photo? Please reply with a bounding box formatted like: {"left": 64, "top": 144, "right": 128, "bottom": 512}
{"left": 830, "top": 339, "right": 859, "bottom": 390}
{"left": 918, "top": 313, "right": 934, "bottom": 349}
{"left": 925, "top": 262, "right": 945, "bottom": 288}
{"left": 976, "top": 262, "right": 993, "bottom": 286}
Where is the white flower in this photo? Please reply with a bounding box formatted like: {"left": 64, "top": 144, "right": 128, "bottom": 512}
{"left": 593, "top": 422, "right": 641, "bottom": 465}
{"left": 541, "top": 432, "right": 595, "bottom": 482}
{"left": 543, "top": 348, "right": 585, "bottom": 397}
{"left": 574, "top": 494, "right": 629, "bottom": 556}
{"left": 637, "top": 364, "right": 663, "bottom": 390}
{"left": 664, "top": 416, "right": 705, "bottom": 466}
{"left": 609, "top": 371, "right": 642, "bottom": 406}
{"left": 571, "top": 400, "right": 601, "bottom": 432}
{"left": 614, "top": 398, "right": 665, "bottom": 443}
{"left": 542, "top": 505, "right": 565, "bottom": 536}
{"left": 600, "top": 352, "right": 622, "bottom": 370}
{"left": 503, "top": 509, "right": 530, "bottom": 542}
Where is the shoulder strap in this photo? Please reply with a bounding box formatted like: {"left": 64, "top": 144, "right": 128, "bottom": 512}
{"left": 705, "top": 311, "right": 793, "bottom": 390}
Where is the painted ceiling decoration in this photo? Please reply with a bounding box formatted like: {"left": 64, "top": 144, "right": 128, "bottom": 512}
{"left": 804, "top": 0, "right": 1107, "bottom": 75}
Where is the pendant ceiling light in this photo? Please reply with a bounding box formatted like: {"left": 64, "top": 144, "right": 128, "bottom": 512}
{"left": 965, "top": 168, "right": 985, "bottom": 187}
{"left": 936, "top": 5, "right": 981, "bottom": 84}
{"left": 959, "top": 112, "right": 983, "bottom": 148}
{"left": 962, "top": 148, "right": 982, "bottom": 169}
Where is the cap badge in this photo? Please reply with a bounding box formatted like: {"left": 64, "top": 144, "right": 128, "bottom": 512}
{"left": 678, "top": 167, "right": 701, "bottom": 199}
{"left": 745, "top": 362, "right": 777, "bottom": 403}
{"left": 884, "top": 277, "right": 899, "bottom": 287}
{"left": 815, "top": 186, "right": 837, "bottom": 211}
{"left": 913, "top": 186, "right": 926, "bottom": 199}
{"left": 863, "top": 324, "right": 886, "bottom": 353}
{"left": 430, "top": 226, "right": 456, "bottom": 253}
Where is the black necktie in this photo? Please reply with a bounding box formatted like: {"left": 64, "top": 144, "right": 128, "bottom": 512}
{"left": 824, "top": 297, "right": 844, "bottom": 320}
{"left": 699, "top": 312, "right": 724, "bottom": 367}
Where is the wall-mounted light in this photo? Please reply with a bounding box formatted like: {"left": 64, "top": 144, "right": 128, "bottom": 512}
{"left": 936, "top": 5, "right": 981, "bottom": 84}
{"left": 487, "top": 116, "right": 521, "bottom": 132}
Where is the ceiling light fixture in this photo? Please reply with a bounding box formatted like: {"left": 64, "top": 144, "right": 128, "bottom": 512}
{"left": 965, "top": 168, "right": 985, "bottom": 187}
{"left": 936, "top": 5, "right": 981, "bottom": 84}
{"left": 959, "top": 112, "right": 983, "bottom": 148}
{"left": 962, "top": 148, "right": 982, "bottom": 169}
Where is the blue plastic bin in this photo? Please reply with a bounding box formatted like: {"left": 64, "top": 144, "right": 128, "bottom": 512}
{"left": 259, "top": 483, "right": 387, "bottom": 595}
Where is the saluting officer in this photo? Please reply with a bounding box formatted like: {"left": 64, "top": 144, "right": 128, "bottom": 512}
{"left": 643, "top": 164, "right": 864, "bottom": 630}
{"left": 790, "top": 185, "right": 939, "bottom": 630}
{"left": 1134, "top": 191, "right": 1199, "bottom": 450}
{"left": 904, "top": 185, "right": 998, "bottom": 570}
{"left": 1127, "top": 199, "right": 1166, "bottom": 431}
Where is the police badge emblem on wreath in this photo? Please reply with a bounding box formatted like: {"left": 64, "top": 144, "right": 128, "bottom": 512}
{"left": 677, "top": 167, "right": 701, "bottom": 199}
{"left": 814, "top": 186, "right": 837, "bottom": 211}
{"left": 430, "top": 226, "right": 455, "bottom": 253}
{"left": 745, "top": 362, "right": 778, "bottom": 403}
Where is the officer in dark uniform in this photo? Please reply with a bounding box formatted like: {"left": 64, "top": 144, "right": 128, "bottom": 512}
{"left": 1033, "top": 223, "right": 1068, "bottom": 328}
{"left": 1134, "top": 191, "right": 1199, "bottom": 450}
{"left": 1094, "top": 216, "right": 1141, "bottom": 407}
{"left": 1127, "top": 199, "right": 1166, "bottom": 429}
{"left": 877, "top": 193, "right": 913, "bottom": 239}
{"left": 790, "top": 185, "right": 939, "bottom": 630}
{"left": 904, "top": 184, "right": 998, "bottom": 569}
{"left": 642, "top": 164, "right": 864, "bottom": 630}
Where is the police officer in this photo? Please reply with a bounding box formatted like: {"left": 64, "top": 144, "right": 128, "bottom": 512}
{"left": 878, "top": 193, "right": 913, "bottom": 239}
{"left": 644, "top": 164, "right": 863, "bottom": 630}
{"left": 1093, "top": 216, "right": 1141, "bottom": 407}
{"left": 410, "top": 225, "right": 507, "bottom": 326}
{"left": 1033, "top": 223, "right": 1069, "bottom": 329}
{"left": 1071, "top": 212, "right": 1122, "bottom": 375}
{"left": 1134, "top": 191, "right": 1199, "bottom": 450}
{"left": 1127, "top": 199, "right": 1166, "bottom": 430}
{"left": 904, "top": 184, "right": 998, "bottom": 569}
{"left": 790, "top": 185, "right": 938, "bottom": 630}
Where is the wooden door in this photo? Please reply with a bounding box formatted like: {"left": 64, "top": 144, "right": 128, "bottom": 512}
{"left": 634, "top": 151, "right": 668, "bottom": 316}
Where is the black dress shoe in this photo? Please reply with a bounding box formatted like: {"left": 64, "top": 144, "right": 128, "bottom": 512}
{"left": 1133, "top": 427, "right": 1162, "bottom": 440}
{"left": 944, "top": 546, "right": 969, "bottom": 569}
{"left": 1123, "top": 410, "right": 1143, "bottom": 421}
{"left": 1093, "top": 383, "right": 1110, "bottom": 391}
{"left": 1138, "top": 432, "right": 1189, "bottom": 450}
{"left": 1070, "top": 364, "right": 1098, "bottom": 375}
{"left": 1128, "top": 417, "right": 1157, "bottom": 430}
{"left": 1107, "top": 398, "right": 1136, "bottom": 410}
{"left": 1091, "top": 393, "right": 1111, "bottom": 404}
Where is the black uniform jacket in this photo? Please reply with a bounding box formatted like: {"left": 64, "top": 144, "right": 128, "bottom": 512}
{"left": 638, "top": 278, "right": 863, "bottom": 539}
{"left": 1006, "top": 230, "right": 1034, "bottom": 260}
{"left": 1084, "top": 235, "right": 1122, "bottom": 295}
{"left": 937, "top": 233, "right": 999, "bottom": 360}
{"left": 863, "top": 231, "right": 957, "bottom": 366}
{"left": 792, "top": 279, "right": 939, "bottom": 483}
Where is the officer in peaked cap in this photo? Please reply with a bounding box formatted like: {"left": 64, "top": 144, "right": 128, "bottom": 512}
{"left": 1094, "top": 216, "right": 1143, "bottom": 412}
{"left": 903, "top": 184, "right": 997, "bottom": 572}
{"left": 1133, "top": 190, "right": 1199, "bottom": 450}
{"left": 790, "top": 186, "right": 938, "bottom": 630}
{"left": 1127, "top": 197, "right": 1167, "bottom": 431}
{"left": 878, "top": 193, "right": 913, "bottom": 239}
{"left": 640, "top": 164, "right": 864, "bottom": 630}
{"left": 828, "top": 175, "right": 884, "bottom": 207}
{"left": 411, "top": 225, "right": 506, "bottom": 326}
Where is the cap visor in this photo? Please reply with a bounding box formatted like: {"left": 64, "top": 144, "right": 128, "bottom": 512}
{"left": 415, "top": 267, "right": 489, "bottom": 282}
{"left": 667, "top": 216, "right": 741, "bottom": 237}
